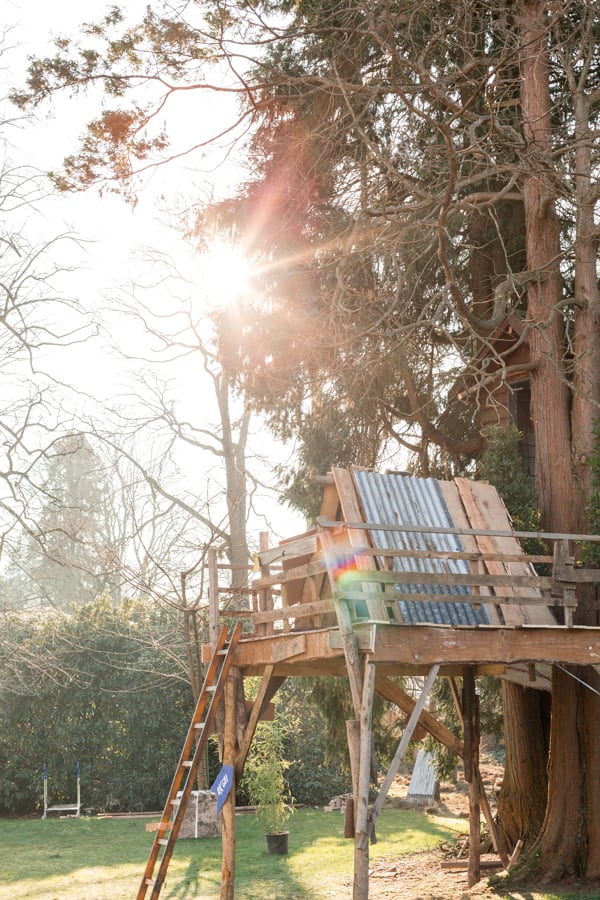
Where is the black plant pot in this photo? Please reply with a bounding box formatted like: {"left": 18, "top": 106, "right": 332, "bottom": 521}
{"left": 265, "top": 832, "right": 289, "bottom": 855}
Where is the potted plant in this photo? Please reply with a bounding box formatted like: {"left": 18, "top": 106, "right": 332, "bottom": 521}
{"left": 242, "top": 721, "right": 294, "bottom": 854}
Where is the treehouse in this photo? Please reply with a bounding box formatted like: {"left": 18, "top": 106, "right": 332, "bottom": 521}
{"left": 139, "top": 466, "right": 600, "bottom": 900}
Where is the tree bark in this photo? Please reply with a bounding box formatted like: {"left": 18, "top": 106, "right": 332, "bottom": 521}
{"left": 570, "top": 81, "right": 600, "bottom": 552}
{"left": 496, "top": 682, "right": 549, "bottom": 849}
{"left": 502, "top": 1, "right": 600, "bottom": 882}
{"left": 514, "top": 667, "right": 600, "bottom": 883}
{"left": 520, "top": 0, "right": 576, "bottom": 533}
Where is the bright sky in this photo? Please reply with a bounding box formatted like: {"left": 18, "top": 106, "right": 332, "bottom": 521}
{"left": 3, "top": 0, "right": 307, "bottom": 543}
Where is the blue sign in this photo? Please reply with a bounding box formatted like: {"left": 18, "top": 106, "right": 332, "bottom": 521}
{"left": 210, "top": 765, "right": 234, "bottom": 813}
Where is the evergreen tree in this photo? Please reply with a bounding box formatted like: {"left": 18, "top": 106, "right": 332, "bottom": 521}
{"left": 8, "top": 434, "right": 119, "bottom": 610}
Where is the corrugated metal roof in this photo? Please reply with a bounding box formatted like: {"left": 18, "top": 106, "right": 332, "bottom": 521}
{"left": 407, "top": 750, "right": 439, "bottom": 804}
{"left": 353, "top": 470, "right": 489, "bottom": 626}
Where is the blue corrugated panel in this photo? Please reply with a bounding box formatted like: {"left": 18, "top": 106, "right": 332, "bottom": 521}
{"left": 353, "top": 470, "right": 489, "bottom": 626}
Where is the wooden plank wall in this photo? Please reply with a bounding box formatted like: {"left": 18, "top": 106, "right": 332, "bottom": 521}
{"left": 453, "top": 478, "right": 555, "bottom": 626}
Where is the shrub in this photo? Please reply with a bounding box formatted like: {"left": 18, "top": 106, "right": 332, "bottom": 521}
{"left": 0, "top": 598, "right": 194, "bottom": 814}
{"left": 242, "top": 722, "right": 294, "bottom": 834}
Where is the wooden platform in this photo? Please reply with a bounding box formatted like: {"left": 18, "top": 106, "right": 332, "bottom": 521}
{"left": 222, "top": 621, "right": 600, "bottom": 679}
{"left": 206, "top": 469, "right": 600, "bottom": 900}
{"left": 228, "top": 469, "right": 600, "bottom": 682}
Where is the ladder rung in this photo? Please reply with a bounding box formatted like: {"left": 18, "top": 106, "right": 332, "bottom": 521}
{"left": 158, "top": 838, "right": 169, "bottom": 846}
{"left": 194, "top": 723, "right": 205, "bottom": 730}
{"left": 182, "top": 761, "right": 193, "bottom": 768}
{"left": 206, "top": 685, "right": 217, "bottom": 693}
{"left": 216, "top": 649, "right": 227, "bottom": 655}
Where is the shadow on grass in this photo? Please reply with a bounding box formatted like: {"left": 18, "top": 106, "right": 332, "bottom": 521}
{"left": 0, "top": 805, "right": 474, "bottom": 899}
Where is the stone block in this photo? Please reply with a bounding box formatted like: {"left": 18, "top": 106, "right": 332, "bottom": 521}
{"left": 173, "top": 790, "right": 221, "bottom": 838}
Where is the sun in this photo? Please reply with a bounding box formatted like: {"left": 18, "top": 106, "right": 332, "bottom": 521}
{"left": 196, "top": 239, "right": 253, "bottom": 308}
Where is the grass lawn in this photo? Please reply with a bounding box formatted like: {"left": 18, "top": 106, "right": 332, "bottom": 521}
{"left": 1, "top": 808, "right": 597, "bottom": 900}
{"left": 0, "top": 806, "right": 466, "bottom": 899}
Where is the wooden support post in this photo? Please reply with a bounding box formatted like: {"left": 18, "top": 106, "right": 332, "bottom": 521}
{"left": 463, "top": 667, "right": 481, "bottom": 887}
{"left": 450, "top": 677, "right": 508, "bottom": 866}
{"left": 259, "top": 531, "right": 273, "bottom": 636}
{"left": 208, "top": 548, "right": 224, "bottom": 770}
{"left": 220, "top": 673, "right": 237, "bottom": 900}
{"left": 354, "top": 659, "right": 376, "bottom": 900}
{"left": 320, "top": 528, "right": 364, "bottom": 714}
{"left": 476, "top": 770, "right": 508, "bottom": 868}
{"left": 208, "top": 547, "right": 220, "bottom": 652}
{"left": 552, "top": 540, "right": 576, "bottom": 625}
{"left": 346, "top": 720, "right": 360, "bottom": 838}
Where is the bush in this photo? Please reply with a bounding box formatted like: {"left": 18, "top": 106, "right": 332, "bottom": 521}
{"left": 480, "top": 425, "right": 547, "bottom": 559}
{"left": 0, "top": 598, "right": 194, "bottom": 814}
{"left": 242, "top": 722, "right": 294, "bottom": 834}
{"left": 277, "top": 679, "right": 351, "bottom": 806}
{"left": 582, "top": 418, "right": 600, "bottom": 567}
{"left": 286, "top": 747, "right": 349, "bottom": 807}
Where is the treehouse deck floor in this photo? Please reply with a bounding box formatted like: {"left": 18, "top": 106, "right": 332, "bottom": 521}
{"left": 227, "top": 621, "right": 600, "bottom": 679}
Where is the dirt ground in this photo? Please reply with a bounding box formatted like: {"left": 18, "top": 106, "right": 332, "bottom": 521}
{"left": 365, "top": 760, "right": 501, "bottom": 899}
{"left": 366, "top": 760, "right": 599, "bottom": 900}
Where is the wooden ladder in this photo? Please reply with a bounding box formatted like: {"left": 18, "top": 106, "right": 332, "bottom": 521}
{"left": 136, "top": 621, "right": 242, "bottom": 900}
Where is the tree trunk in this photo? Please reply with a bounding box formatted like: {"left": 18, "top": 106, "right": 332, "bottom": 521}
{"left": 513, "top": 667, "right": 600, "bottom": 883}
{"left": 496, "top": 682, "right": 549, "bottom": 849}
{"left": 520, "top": 0, "right": 576, "bottom": 534}
{"left": 501, "top": 1, "right": 600, "bottom": 882}
{"left": 216, "top": 372, "right": 251, "bottom": 596}
{"left": 570, "top": 82, "right": 600, "bottom": 562}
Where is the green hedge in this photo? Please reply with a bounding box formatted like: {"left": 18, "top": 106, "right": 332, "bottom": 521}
{"left": 0, "top": 599, "right": 194, "bottom": 814}
{"left": 0, "top": 601, "right": 352, "bottom": 815}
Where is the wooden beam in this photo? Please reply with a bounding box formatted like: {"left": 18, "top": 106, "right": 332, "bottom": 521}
{"left": 320, "top": 527, "right": 364, "bottom": 715}
{"left": 346, "top": 720, "right": 360, "bottom": 838}
{"left": 361, "top": 623, "right": 600, "bottom": 668}
{"left": 442, "top": 859, "right": 503, "bottom": 871}
{"left": 252, "top": 557, "right": 327, "bottom": 590}
{"left": 319, "top": 478, "right": 341, "bottom": 520}
{"left": 235, "top": 666, "right": 285, "bottom": 781}
{"left": 310, "top": 543, "right": 554, "bottom": 566}
{"left": 317, "top": 515, "right": 600, "bottom": 545}
{"left": 208, "top": 547, "right": 220, "bottom": 651}
{"left": 370, "top": 666, "right": 440, "bottom": 833}
{"left": 256, "top": 534, "right": 318, "bottom": 567}
{"left": 210, "top": 623, "right": 600, "bottom": 675}
{"left": 256, "top": 532, "right": 273, "bottom": 636}
{"left": 455, "top": 478, "right": 556, "bottom": 627}
{"left": 374, "top": 674, "right": 463, "bottom": 756}
{"left": 450, "top": 678, "right": 509, "bottom": 866}
{"left": 441, "top": 481, "right": 497, "bottom": 628}
{"left": 337, "top": 568, "right": 554, "bottom": 592}
{"left": 339, "top": 588, "right": 560, "bottom": 607}
{"left": 251, "top": 598, "right": 334, "bottom": 626}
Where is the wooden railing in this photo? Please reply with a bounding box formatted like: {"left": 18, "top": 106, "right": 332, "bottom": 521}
{"left": 246, "top": 523, "right": 600, "bottom": 636}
